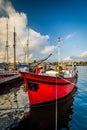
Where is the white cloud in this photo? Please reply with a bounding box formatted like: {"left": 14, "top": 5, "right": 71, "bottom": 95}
{"left": 63, "top": 51, "right": 87, "bottom": 62}
{"left": 65, "top": 32, "right": 77, "bottom": 40}
{"left": 78, "top": 51, "right": 87, "bottom": 58}
{"left": 0, "top": 0, "right": 50, "bottom": 63}
{"left": 29, "top": 29, "right": 49, "bottom": 49}
{"left": 63, "top": 56, "right": 72, "bottom": 61}
{"left": 41, "top": 45, "right": 56, "bottom": 54}
{"left": 0, "top": 0, "right": 15, "bottom": 16}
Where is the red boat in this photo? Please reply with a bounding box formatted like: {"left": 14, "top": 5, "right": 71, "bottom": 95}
{"left": 20, "top": 65, "right": 78, "bottom": 106}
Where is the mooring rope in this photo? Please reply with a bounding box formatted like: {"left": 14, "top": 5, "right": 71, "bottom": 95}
{"left": 58, "top": 74, "right": 87, "bottom": 93}
{"left": 58, "top": 74, "right": 77, "bottom": 86}
{"left": 0, "top": 74, "right": 77, "bottom": 111}
{"left": 0, "top": 105, "right": 29, "bottom": 111}
{"left": 1, "top": 72, "right": 87, "bottom": 111}
{"left": 0, "top": 102, "right": 57, "bottom": 111}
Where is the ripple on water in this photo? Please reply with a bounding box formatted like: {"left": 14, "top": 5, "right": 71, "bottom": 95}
{"left": 1, "top": 66, "right": 87, "bottom": 130}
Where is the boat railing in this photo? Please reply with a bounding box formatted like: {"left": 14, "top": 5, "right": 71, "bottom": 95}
{"left": 35, "top": 64, "right": 78, "bottom": 78}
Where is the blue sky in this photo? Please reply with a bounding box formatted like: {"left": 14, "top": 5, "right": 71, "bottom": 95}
{"left": 0, "top": 0, "right": 87, "bottom": 62}
{"left": 11, "top": 0, "right": 87, "bottom": 61}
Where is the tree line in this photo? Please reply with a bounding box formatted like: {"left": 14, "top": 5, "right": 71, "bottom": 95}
{"left": 51, "top": 61, "right": 87, "bottom": 66}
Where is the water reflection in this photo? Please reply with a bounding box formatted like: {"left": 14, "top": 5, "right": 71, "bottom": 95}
{"left": 2, "top": 66, "right": 87, "bottom": 130}
{"left": 11, "top": 87, "right": 77, "bottom": 130}
{"left": 0, "top": 84, "right": 29, "bottom": 130}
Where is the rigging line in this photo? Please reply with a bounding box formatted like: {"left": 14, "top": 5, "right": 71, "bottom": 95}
{"left": 58, "top": 74, "right": 78, "bottom": 86}
{"left": 15, "top": 34, "right": 26, "bottom": 53}
{"left": 33, "top": 53, "right": 52, "bottom": 67}
{"left": 58, "top": 74, "right": 87, "bottom": 92}
{"left": 1, "top": 81, "right": 87, "bottom": 112}
{"left": 16, "top": 34, "right": 24, "bottom": 46}
{"left": 49, "top": 45, "right": 58, "bottom": 56}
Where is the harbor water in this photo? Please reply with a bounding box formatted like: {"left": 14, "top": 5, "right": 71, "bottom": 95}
{"left": 0, "top": 66, "right": 87, "bottom": 130}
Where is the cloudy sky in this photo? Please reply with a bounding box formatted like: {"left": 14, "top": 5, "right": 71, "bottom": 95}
{"left": 0, "top": 0, "right": 87, "bottom": 63}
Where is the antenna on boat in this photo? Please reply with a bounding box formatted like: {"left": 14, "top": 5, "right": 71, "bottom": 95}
{"left": 5, "top": 19, "right": 9, "bottom": 63}
{"left": 13, "top": 27, "right": 16, "bottom": 70}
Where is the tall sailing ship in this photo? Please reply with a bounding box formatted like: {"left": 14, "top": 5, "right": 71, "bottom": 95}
{"left": 0, "top": 22, "right": 18, "bottom": 78}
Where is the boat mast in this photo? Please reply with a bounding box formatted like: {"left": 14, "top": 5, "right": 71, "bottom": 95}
{"left": 6, "top": 19, "right": 9, "bottom": 63}
{"left": 58, "top": 37, "right": 61, "bottom": 64}
{"left": 25, "top": 29, "right": 29, "bottom": 65}
{"left": 25, "top": 40, "right": 29, "bottom": 65}
{"left": 13, "top": 27, "right": 16, "bottom": 69}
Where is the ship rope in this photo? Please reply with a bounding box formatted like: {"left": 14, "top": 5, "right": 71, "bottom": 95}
{"left": 0, "top": 102, "right": 56, "bottom": 111}
{"left": 58, "top": 74, "right": 78, "bottom": 86}
{"left": 1, "top": 76, "right": 87, "bottom": 111}
{"left": 56, "top": 74, "right": 87, "bottom": 94}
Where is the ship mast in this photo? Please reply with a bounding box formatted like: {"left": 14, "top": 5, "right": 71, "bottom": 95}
{"left": 13, "top": 27, "right": 16, "bottom": 69}
{"left": 25, "top": 29, "right": 29, "bottom": 65}
{"left": 58, "top": 37, "right": 61, "bottom": 64}
{"left": 6, "top": 19, "right": 9, "bottom": 63}
{"left": 26, "top": 40, "right": 29, "bottom": 64}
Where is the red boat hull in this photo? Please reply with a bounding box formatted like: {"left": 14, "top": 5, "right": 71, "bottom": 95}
{"left": 21, "top": 72, "right": 77, "bottom": 105}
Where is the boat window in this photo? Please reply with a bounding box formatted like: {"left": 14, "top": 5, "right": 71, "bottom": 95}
{"left": 28, "top": 82, "right": 39, "bottom": 91}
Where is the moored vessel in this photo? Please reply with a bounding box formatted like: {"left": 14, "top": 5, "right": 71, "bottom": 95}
{"left": 20, "top": 37, "right": 78, "bottom": 106}
{"left": 20, "top": 64, "right": 78, "bottom": 105}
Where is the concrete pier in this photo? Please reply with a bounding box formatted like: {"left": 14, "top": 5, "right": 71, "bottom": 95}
{"left": 0, "top": 74, "right": 24, "bottom": 93}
